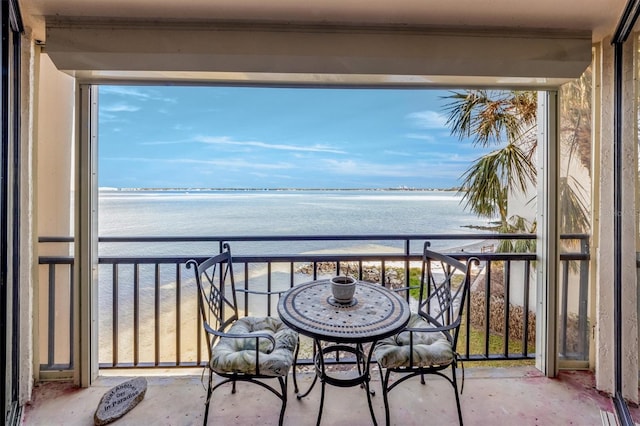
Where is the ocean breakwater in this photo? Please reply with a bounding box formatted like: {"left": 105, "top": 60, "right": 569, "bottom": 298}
{"left": 295, "top": 261, "right": 406, "bottom": 289}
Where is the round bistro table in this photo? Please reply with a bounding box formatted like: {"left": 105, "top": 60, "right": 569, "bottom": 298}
{"left": 277, "top": 279, "right": 410, "bottom": 426}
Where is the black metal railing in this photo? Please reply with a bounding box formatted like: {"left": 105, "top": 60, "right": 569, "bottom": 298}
{"left": 37, "top": 233, "right": 590, "bottom": 371}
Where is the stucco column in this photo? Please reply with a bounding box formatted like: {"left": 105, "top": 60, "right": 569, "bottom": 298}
{"left": 19, "top": 28, "right": 36, "bottom": 407}
{"left": 594, "top": 37, "right": 639, "bottom": 403}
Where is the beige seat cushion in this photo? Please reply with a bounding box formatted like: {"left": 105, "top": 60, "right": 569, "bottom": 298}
{"left": 374, "top": 313, "right": 453, "bottom": 369}
{"left": 210, "top": 316, "right": 297, "bottom": 377}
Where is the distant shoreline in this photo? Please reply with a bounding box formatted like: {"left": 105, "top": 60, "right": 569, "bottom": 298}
{"left": 99, "top": 187, "right": 462, "bottom": 192}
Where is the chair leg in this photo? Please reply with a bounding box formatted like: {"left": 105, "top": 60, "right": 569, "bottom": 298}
{"left": 231, "top": 379, "right": 237, "bottom": 394}
{"left": 382, "top": 369, "right": 392, "bottom": 426}
{"left": 316, "top": 379, "right": 326, "bottom": 426}
{"left": 203, "top": 368, "right": 214, "bottom": 426}
{"left": 278, "top": 376, "right": 288, "bottom": 426}
{"left": 292, "top": 336, "right": 300, "bottom": 393}
{"left": 451, "top": 365, "right": 463, "bottom": 426}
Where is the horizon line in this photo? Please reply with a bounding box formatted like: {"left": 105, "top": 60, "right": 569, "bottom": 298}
{"left": 99, "top": 186, "right": 461, "bottom": 192}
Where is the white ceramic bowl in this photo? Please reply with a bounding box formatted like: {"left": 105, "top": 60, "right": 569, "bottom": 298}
{"left": 330, "top": 276, "right": 356, "bottom": 302}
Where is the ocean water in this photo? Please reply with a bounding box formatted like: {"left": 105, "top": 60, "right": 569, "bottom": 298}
{"left": 98, "top": 189, "right": 494, "bottom": 256}
{"left": 96, "top": 189, "right": 494, "bottom": 364}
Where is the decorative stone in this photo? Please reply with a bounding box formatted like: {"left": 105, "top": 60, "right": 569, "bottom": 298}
{"left": 94, "top": 377, "right": 147, "bottom": 425}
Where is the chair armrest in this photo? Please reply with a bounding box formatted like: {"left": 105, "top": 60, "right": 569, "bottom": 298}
{"left": 404, "top": 325, "right": 450, "bottom": 334}
{"left": 389, "top": 285, "right": 417, "bottom": 293}
{"left": 236, "top": 287, "right": 289, "bottom": 297}
{"left": 203, "top": 321, "right": 277, "bottom": 350}
{"left": 405, "top": 318, "right": 460, "bottom": 334}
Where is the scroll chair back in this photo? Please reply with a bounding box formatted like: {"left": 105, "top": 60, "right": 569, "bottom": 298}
{"left": 416, "top": 246, "right": 472, "bottom": 354}
{"left": 194, "top": 246, "right": 239, "bottom": 356}
{"left": 374, "top": 242, "right": 479, "bottom": 425}
{"left": 187, "top": 243, "right": 298, "bottom": 426}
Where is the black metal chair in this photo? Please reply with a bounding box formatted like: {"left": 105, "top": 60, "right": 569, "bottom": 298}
{"left": 186, "top": 243, "right": 298, "bottom": 425}
{"left": 374, "top": 242, "right": 479, "bottom": 425}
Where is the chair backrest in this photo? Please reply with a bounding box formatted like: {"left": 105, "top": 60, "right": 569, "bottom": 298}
{"left": 187, "top": 243, "right": 239, "bottom": 351}
{"left": 417, "top": 242, "right": 478, "bottom": 349}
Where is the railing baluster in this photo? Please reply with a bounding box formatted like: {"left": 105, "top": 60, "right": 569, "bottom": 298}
{"left": 560, "top": 259, "right": 570, "bottom": 357}
{"left": 465, "top": 262, "right": 471, "bottom": 358}
{"left": 523, "top": 260, "right": 531, "bottom": 357}
{"left": 155, "top": 263, "right": 160, "bottom": 366}
{"left": 176, "top": 264, "right": 181, "bottom": 366}
{"left": 577, "top": 236, "right": 590, "bottom": 359}
{"left": 196, "top": 290, "right": 202, "bottom": 366}
{"left": 504, "top": 260, "right": 511, "bottom": 358}
{"left": 267, "top": 263, "right": 272, "bottom": 317}
{"left": 134, "top": 263, "right": 140, "bottom": 367}
{"left": 112, "top": 264, "right": 118, "bottom": 367}
{"left": 484, "top": 260, "right": 491, "bottom": 358}
{"left": 381, "top": 260, "right": 386, "bottom": 286}
{"left": 404, "top": 239, "right": 410, "bottom": 292}
{"left": 243, "top": 262, "right": 249, "bottom": 317}
{"left": 47, "top": 264, "right": 56, "bottom": 368}
{"left": 289, "top": 262, "right": 294, "bottom": 288}
{"left": 69, "top": 263, "right": 75, "bottom": 369}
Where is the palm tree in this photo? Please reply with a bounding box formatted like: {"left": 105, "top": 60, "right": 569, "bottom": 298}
{"left": 442, "top": 90, "right": 537, "bottom": 230}
{"left": 558, "top": 67, "right": 591, "bottom": 236}
{"left": 442, "top": 80, "right": 591, "bottom": 248}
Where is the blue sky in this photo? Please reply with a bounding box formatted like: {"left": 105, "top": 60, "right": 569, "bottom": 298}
{"left": 98, "top": 86, "right": 490, "bottom": 189}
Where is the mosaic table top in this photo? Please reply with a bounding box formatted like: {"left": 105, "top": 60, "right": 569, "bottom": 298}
{"left": 277, "top": 279, "right": 410, "bottom": 343}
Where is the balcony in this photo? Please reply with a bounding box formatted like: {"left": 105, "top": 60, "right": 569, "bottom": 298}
{"left": 29, "top": 233, "right": 626, "bottom": 424}
{"left": 38, "top": 233, "right": 590, "bottom": 372}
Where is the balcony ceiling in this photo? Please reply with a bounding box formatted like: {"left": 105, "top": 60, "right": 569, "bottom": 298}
{"left": 20, "top": 0, "right": 624, "bottom": 87}
{"left": 21, "top": 0, "right": 626, "bottom": 43}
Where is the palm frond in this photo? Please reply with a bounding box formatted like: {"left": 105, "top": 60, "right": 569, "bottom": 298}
{"left": 559, "top": 176, "right": 590, "bottom": 234}
{"left": 459, "top": 150, "right": 507, "bottom": 221}
{"left": 442, "top": 90, "right": 489, "bottom": 142}
{"left": 441, "top": 90, "right": 537, "bottom": 148}
{"left": 495, "top": 215, "right": 537, "bottom": 253}
{"left": 459, "top": 142, "right": 536, "bottom": 226}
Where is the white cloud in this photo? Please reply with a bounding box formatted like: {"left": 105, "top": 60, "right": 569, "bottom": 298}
{"left": 315, "top": 158, "right": 467, "bottom": 180}
{"left": 192, "top": 158, "right": 294, "bottom": 170}
{"left": 405, "top": 133, "right": 436, "bottom": 142}
{"left": 383, "top": 150, "right": 412, "bottom": 156}
{"left": 102, "top": 104, "right": 140, "bottom": 112}
{"left": 194, "top": 135, "right": 348, "bottom": 154}
{"left": 406, "top": 110, "right": 448, "bottom": 129}
{"left": 103, "top": 156, "right": 294, "bottom": 170}
{"left": 99, "top": 112, "right": 120, "bottom": 123}
{"left": 173, "top": 124, "right": 193, "bottom": 131}
{"left": 101, "top": 87, "right": 151, "bottom": 99}
{"left": 416, "top": 150, "right": 487, "bottom": 163}
{"left": 100, "top": 86, "right": 176, "bottom": 103}
{"left": 250, "top": 172, "right": 294, "bottom": 180}
{"left": 139, "top": 138, "right": 194, "bottom": 145}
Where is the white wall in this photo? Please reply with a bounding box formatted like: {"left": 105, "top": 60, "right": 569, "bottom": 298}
{"left": 35, "top": 52, "right": 76, "bottom": 375}
{"left": 36, "top": 53, "right": 74, "bottom": 239}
